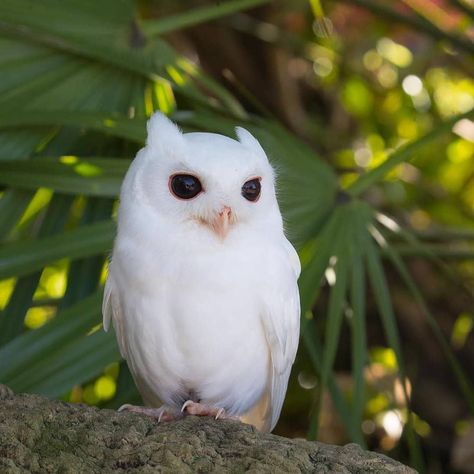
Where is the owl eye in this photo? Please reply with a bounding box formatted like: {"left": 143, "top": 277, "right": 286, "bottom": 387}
{"left": 170, "top": 174, "right": 203, "bottom": 200}
{"left": 241, "top": 178, "right": 261, "bottom": 202}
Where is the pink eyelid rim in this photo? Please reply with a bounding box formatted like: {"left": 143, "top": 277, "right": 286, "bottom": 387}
{"left": 168, "top": 173, "right": 204, "bottom": 201}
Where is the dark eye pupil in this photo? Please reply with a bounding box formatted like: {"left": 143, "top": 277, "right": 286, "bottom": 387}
{"left": 170, "top": 174, "right": 202, "bottom": 199}
{"left": 242, "top": 178, "right": 261, "bottom": 202}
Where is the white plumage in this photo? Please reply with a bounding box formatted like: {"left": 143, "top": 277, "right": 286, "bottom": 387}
{"left": 103, "top": 112, "right": 300, "bottom": 432}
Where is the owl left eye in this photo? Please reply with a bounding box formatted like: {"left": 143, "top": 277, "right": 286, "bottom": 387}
{"left": 170, "top": 174, "right": 203, "bottom": 200}
{"left": 241, "top": 178, "right": 261, "bottom": 202}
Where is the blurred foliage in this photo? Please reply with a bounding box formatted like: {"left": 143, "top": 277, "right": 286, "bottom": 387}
{"left": 0, "top": 0, "right": 473, "bottom": 472}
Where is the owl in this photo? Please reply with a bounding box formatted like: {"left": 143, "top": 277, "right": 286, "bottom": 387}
{"left": 103, "top": 112, "right": 300, "bottom": 432}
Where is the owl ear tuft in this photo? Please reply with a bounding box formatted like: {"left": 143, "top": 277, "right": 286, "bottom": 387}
{"left": 236, "top": 127, "right": 268, "bottom": 162}
{"left": 146, "top": 112, "right": 184, "bottom": 149}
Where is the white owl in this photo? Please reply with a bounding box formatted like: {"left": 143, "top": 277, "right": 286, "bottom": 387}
{"left": 103, "top": 113, "right": 301, "bottom": 432}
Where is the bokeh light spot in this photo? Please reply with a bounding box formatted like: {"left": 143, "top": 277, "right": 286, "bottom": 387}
{"left": 409, "top": 209, "right": 431, "bottom": 230}
{"left": 402, "top": 75, "right": 423, "bottom": 96}
{"left": 94, "top": 375, "right": 116, "bottom": 401}
{"left": 341, "top": 78, "right": 374, "bottom": 117}
{"left": 397, "top": 118, "right": 418, "bottom": 139}
{"left": 413, "top": 414, "right": 431, "bottom": 437}
{"left": 313, "top": 57, "right": 333, "bottom": 77}
{"left": 367, "top": 393, "right": 389, "bottom": 414}
{"left": 382, "top": 91, "right": 402, "bottom": 114}
{"left": 363, "top": 49, "right": 382, "bottom": 71}
{"left": 370, "top": 347, "right": 397, "bottom": 371}
{"left": 377, "top": 38, "right": 413, "bottom": 68}
{"left": 447, "top": 139, "right": 474, "bottom": 163}
{"left": 453, "top": 118, "right": 474, "bottom": 142}
{"left": 297, "top": 371, "right": 318, "bottom": 390}
{"left": 382, "top": 410, "right": 404, "bottom": 439}
{"left": 451, "top": 313, "right": 473, "bottom": 349}
{"left": 377, "top": 64, "right": 398, "bottom": 89}
{"left": 362, "top": 419, "right": 376, "bottom": 435}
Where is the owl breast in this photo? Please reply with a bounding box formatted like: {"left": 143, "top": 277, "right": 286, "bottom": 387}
{"left": 115, "top": 233, "right": 273, "bottom": 416}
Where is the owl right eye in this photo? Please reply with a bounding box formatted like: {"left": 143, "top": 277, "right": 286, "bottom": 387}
{"left": 169, "top": 174, "right": 203, "bottom": 200}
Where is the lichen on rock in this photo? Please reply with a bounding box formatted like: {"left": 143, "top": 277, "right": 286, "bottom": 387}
{"left": 0, "top": 385, "right": 415, "bottom": 473}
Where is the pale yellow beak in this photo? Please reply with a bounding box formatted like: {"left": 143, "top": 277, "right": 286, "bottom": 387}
{"left": 210, "top": 206, "right": 232, "bottom": 240}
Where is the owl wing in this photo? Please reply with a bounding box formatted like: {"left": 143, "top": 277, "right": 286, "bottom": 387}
{"left": 260, "top": 239, "right": 301, "bottom": 432}
{"left": 103, "top": 268, "right": 164, "bottom": 407}
{"left": 102, "top": 268, "right": 127, "bottom": 359}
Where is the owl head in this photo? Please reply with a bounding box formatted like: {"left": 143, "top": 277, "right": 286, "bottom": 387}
{"left": 121, "top": 112, "right": 282, "bottom": 241}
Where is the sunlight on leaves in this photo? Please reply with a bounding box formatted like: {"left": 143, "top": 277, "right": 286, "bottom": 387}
{"left": 74, "top": 162, "right": 102, "bottom": 177}
{"left": 18, "top": 188, "right": 53, "bottom": 227}
{"left": 24, "top": 306, "right": 55, "bottom": 329}
{"left": 370, "top": 347, "right": 398, "bottom": 372}
{"left": 60, "top": 156, "right": 79, "bottom": 165}
{"left": 34, "top": 261, "right": 68, "bottom": 300}
{"left": 154, "top": 78, "right": 176, "bottom": 115}
{"left": 451, "top": 313, "right": 473, "bottom": 349}
{"left": 166, "top": 65, "right": 187, "bottom": 86}
{"left": 103, "top": 119, "right": 117, "bottom": 128}
{"left": 367, "top": 393, "right": 390, "bottom": 414}
{"left": 412, "top": 413, "right": 431, "bottom": 437}
{"left": 0, "top": 278, "right": 16, "bottom": 310}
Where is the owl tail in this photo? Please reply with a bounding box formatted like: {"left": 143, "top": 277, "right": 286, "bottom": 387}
{"left": 240, "top": 391, "right": 272, "bottom": 433}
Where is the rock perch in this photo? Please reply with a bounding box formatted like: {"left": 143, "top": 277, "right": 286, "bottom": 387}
{"left": 0, "top": 385, "right": 415, "bottom": 473}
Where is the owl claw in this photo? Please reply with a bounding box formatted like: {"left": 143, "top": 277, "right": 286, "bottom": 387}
{"left": 215, "top": 407, "right": 225, "bottom": 420}
{"left": 118, "top": 403, "right": 133, "bottom": 412}
{"left": 181, "top": 400, "right": 194, "bottom": 412}
{"left": 118, "top": 404, "right": 180, "bottom": 422}
{"left": 120, "top": 401, "right": 234, "bottom": 423}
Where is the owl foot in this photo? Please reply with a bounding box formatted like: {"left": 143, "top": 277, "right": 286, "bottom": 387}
{"left": 118, "top": 404, "right": 182, "bottom": 422}
{"left": 181, "top": 400, "right": 238, "bottom": 421}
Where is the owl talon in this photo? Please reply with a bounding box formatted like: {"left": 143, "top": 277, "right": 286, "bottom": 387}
{"left": 215, "top": 407, "right": 225, "bottom": 420}
{"left": 118, "top": 403, "right": 133, "bottom": 412}
{"left": 181, "top": 399, "right": 194, "bottom": 413}
{"left": 118, "top": 404, "right": 181, "bottom": 422}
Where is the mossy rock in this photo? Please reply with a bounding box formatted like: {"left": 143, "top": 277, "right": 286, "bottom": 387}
{"left": 0, "top": 385, "right": 415, "bottom": 473}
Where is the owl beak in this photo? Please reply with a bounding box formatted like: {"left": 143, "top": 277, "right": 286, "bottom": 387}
{"left": 211, "top": 206, "right": 232, "bottom": 240}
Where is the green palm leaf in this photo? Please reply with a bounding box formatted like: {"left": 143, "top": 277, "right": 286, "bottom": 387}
{"left": 0, "top": 221, "right": 115, "bottom": 279}
{"left": 0, "top": 157, "right": 129, "bottom": 197}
